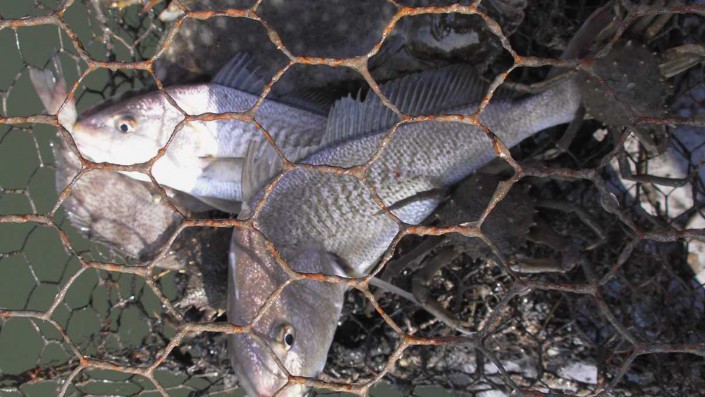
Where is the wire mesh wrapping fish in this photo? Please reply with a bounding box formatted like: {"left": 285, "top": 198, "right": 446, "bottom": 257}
{"left": 29, "top": 54, "right": 329, "bottom": 213}
{"left": 227, "top": 66, "right": 582, "bottom": 396}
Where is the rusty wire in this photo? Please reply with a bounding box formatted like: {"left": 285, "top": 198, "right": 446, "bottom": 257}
{"left": 1, "top": 0, "right": 705, "bottom": 396}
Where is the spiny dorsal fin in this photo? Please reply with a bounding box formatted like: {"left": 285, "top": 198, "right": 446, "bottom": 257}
{"left": 212, "top": 53, "right": 266, "bottom": 96}
{"left": 323, "top": 65, "right": 496, "bottom": 147}
{"left": 214, "top": 53, "right": 337, "bottom": 115}
{"left": 272, "top": 86, "right": 341, "bottom": 116}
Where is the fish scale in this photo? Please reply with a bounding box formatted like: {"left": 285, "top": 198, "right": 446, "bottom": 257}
{"left": 140, "top": 84, "right": 327, "bottom": 171}
{"left": 30, "top": 54, "right": 331, "bottom": 213}
{"left": 254, "top": 97, "right": 578, "bottom": 274}
{"left": 183, "top": 85, "right": 328, "bottom": 155}
{"left": 228, "top": 74, "right": 582, "bottom": 396}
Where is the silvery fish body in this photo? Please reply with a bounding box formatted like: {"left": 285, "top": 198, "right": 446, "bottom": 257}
{"left": 228, "top": 66, "right": 582, "bottom": 397}
{"left": 73, "top": 84, "right": 326, "bottom": 211}
{"left": 31, "top": 54, "right": 328, "bottom": 212}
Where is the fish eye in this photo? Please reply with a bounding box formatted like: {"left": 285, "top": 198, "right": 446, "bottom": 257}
{"left": 276, "top": 324, "right": 295, "bottom": 350}
{"left": 114, "top": 115, "right": 137, "bottom": 134}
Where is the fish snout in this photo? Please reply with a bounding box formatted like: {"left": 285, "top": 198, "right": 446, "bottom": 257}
{"left": 69, "top": 121, "right": 102, "bottom": 160}
{"left": 72, "top": 118, "right": 103, "bottom": 138}
{"left": 230, "top": 333, "right": 308, "bottom": 397}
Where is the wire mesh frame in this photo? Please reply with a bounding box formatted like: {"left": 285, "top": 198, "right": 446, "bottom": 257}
{"left": 0, "top": 0, "right": 704, "bottom": 396}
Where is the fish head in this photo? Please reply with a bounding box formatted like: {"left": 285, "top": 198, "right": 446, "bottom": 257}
{"left": 72, "top": 91, "right": 185, "bottom": 165}
{"left": 228, "top": 228, "right": 346, "bottom": 397}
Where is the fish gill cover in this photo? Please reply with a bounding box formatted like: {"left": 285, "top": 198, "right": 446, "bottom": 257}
{"left": 0, "top": 0, "right": 704, "bottom": 396}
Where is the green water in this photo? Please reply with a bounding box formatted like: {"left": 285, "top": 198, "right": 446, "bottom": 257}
{"left": 0, "top": 1, "right": 212, "bottom": 395}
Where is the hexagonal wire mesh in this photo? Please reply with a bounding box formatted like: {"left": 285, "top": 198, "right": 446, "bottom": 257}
{"left": 1, "top": 0, "right": 705, "bottom": 396}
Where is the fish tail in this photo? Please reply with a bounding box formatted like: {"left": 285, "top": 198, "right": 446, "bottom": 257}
{"left": 480, "top": 78, "right": 582, "bottom": 149}
{"left": 29, "top": 54, "right": 77, "bottom": 128}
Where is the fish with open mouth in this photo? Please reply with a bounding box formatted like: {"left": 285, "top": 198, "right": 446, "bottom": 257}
{"left": 227, "top": 65, "right": 583, "bottom": 396}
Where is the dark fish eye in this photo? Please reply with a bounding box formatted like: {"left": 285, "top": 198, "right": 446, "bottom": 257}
{"left": 114, "top": 115, "right": 137, "bottom": 134}
{"left": 277, "top": 324, "right": 295, "bottom": 350}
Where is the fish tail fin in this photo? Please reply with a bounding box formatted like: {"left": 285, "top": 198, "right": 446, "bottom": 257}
{"left": 480, "top": 77, "right": 582, "bottom": 149}
{"left": 29, "top": 53, "right": 77, "bottom": 127}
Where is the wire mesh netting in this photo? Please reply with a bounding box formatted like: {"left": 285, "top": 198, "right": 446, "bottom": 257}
{"left": 1, "top": 0, "right": 705, "bottom": 396}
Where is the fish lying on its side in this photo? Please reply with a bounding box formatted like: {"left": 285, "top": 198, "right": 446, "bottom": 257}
{"left": 228, "top": 66, "right": 582, "bottom": 396}
{"left": 30, "top": 54, "right": 328, "bottom": 212}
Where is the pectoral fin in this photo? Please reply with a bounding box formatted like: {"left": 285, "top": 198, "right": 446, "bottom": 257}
{"left": 189, "top": 158, "right": 245, "bottom": 213}
{"left": 240, "top": 140, "right": 320, "bottom": 203}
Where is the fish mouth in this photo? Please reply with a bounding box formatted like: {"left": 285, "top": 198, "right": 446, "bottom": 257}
{"left": 230, "top": 333, "right": 306, "bottom": 397}
{"left": 69, "top": 123, "right": 106, "bottom": 160}
{"left": 66, "top": 130, "right": 101, "bottom": 163}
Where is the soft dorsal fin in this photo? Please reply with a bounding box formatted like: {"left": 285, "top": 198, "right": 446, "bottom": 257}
{"left": 211, "top": 53, "right": 267, "bottom": 96}
{"left": 323, "top": 65, "right": 497, "bottom": 147}
{"left": 322, "top": 93, "right": 396, "bottom": 148}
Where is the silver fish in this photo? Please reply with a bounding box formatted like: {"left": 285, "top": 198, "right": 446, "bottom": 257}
{"left": 228, "top": 66, "right": 582, "bottom": 396}
{"left": 31, "top": 54, "right": 328, "bottom": 212}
